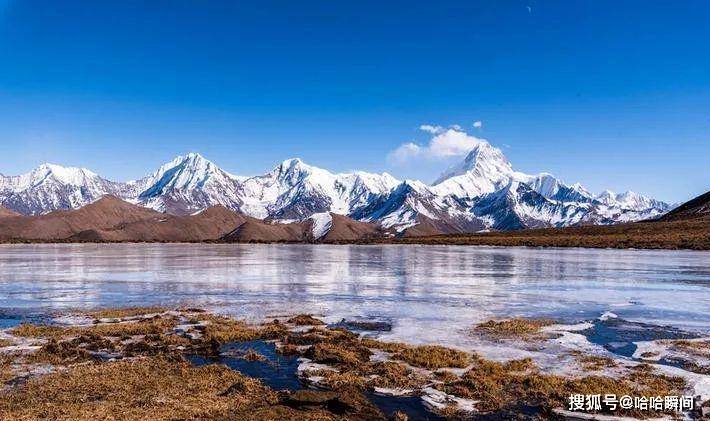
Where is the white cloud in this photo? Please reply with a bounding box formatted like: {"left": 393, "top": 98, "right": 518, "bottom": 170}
{"left": 473, "top": 120, "right": 483, "bottom": 129}
{"left": 388, "top": 126, "right": 486, "bottom": 164}
{"left": 419, "top": 124, "right": 444, "bottom": 134}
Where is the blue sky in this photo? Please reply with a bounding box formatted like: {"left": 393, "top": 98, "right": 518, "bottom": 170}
{"left": 0, "top": 0, "right": 708, "bottom": 202}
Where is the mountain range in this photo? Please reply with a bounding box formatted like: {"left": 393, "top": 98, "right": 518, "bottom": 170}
{"left": 0, "top": 138, "right": 673, "bottom": 236}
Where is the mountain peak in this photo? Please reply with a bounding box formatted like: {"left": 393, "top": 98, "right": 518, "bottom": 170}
{"left": 431, "top": 141, "right": 516, "bottom": 198}
{"left": 433, "top": 141, "right": 511, "bottom": 186}
{"left": 26, "top": 163, "right": 100, "bottom": 188}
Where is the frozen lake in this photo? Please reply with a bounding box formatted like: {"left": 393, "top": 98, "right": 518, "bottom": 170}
{"left": 1, "top": 244, "right": 709, "bottom": 347}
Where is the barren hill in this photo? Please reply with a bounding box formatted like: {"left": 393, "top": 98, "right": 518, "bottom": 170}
{"left": 658, "top": 191, "right": 710, "bottom": 221}
{"left": 0, "top": 206, "right": 19, "bottom": 218}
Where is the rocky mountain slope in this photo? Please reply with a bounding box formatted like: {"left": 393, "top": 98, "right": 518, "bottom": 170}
{"left": 381, "top": 189, "right": 710, "bottom": 250}
{"left": 658, "top": 190, "right": 710, "bottom": 221}
{"left": 0, "top": 137, "right": 674, "bottom": 234}
{"left": 0, "top": 196, "right": 380, "bottom": 243}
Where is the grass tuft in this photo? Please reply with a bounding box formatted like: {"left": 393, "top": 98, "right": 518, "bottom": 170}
{"left": 395, "top": 345, "right": 470, "bottom": 369}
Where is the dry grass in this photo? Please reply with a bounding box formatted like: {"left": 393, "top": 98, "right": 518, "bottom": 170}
{"left": 305, "top": 360, "right": 429, "bottom": 392}
{"left": 436, "top": 358, "right": 685, "bottom": 416}
{"left": 360, "top": 338, "right": 409, "bottom": 353}
{"left": 473, "top": 318, "right": 555, "bottom": 338}
{"left": 85, "top": 306, "right": 167, "bottom": 319}
{"left": 666, "top": 339, "right": 710, "bottom": 358}
{"left": 201, "top": 316, "right": 287, "bottom": 344}
{"left": 0, "top": 356, "right": 387, "bottom": 420}
{"left": 11, "top": 317, "right": 178, "bottom": 340}
{"left": 0, "top": 355, "right": 15, "bottom": 384}
{"left": 372, "top": 218, "right": 710, "bottom": 251}
{"left": 305, "top": 342, "right": 372, "bottom": 366}
{"left": 243, "top": 349, "right": 267, "bottom": 362}
{"left": 0, "top": 357, "right": 276, "bottom": 420}
{"left": 0, "top": 339, "right": 14, "bottom": 348}
{"left": 287, "top": 314, "right": 326, "bottom": 326}
{"left": 576, "top": 355, "right": 618, "bottom": 371}
{"left": 367, "top": 361, "right": 429, "bottom": 390}
{"left": 3, "top": 308, "right": 691, "bottom": 419}
{"left": 395, "top": 345, "right": 470, "bottom": 369}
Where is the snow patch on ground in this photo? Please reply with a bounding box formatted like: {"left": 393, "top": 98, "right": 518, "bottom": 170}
{"left": 308, "top": 212, "right": 333, "bottom": 240}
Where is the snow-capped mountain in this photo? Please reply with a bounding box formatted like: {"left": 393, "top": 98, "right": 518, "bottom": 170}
{"left": 0, "top": 143, "right": 672, "bottom": 234}
{"left": 125, "top": 153, "right": 246, "bottom": 215}
{"left": 238, "top": 158, "right": 400, "bottom": 220}
{"left": 426, "top": 141, "right": 671, "bottom": 231}
{"left": 0, "top": 164, "right": 121, "bottom": 215}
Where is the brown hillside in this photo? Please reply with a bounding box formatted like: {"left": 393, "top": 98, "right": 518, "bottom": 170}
{"left": 659, "top": 191, "right": 710, "bottom": 221}
{"left": 0, "top": 196, "right": 159, "bottom": 241}
{"left": 221, "top": 218, "right": 307, "bottom": 242}
{"left": 0, "top": 206, "right": 19, "bottom": 218}
{"left": 321, "top": 213, "right": 380, "bottom": 242}
{"left": 69, "top": 205, "right": 247, "bottom": 242}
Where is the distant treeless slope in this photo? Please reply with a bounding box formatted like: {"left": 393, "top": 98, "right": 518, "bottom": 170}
{"left": 0, "top": 206, "right": 19, "bottom": 218}
{"left": 658, "top": 191, "right": 710, "bottom": 222}
{"left": 321, "top": 213, "right": 380, "bottom": 242}
{"left": 374, "top": 218, "right": 709, "bottom": 250}
{"left": 0, "top": 196, "right": 159, "bottom": 241}
{"left": 69, "top": 205, "right": 248, "bottom": 242}
{"left": 0, "top": 195, "right": 381, "bottom": 243}
{"left": 220, "top": 218, "right": 308, "bottom": 242}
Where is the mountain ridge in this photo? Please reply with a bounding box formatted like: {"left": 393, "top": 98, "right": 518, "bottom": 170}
{"left": 0, "top": 140, "right": 675, "bottom": 234}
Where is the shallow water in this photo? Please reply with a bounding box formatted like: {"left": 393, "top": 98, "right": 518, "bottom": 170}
{"left": 0, "top": 243, "right": 709, "bottom": 349}
{"left": 188, "top": 339, "right": 443, "bottom": 420}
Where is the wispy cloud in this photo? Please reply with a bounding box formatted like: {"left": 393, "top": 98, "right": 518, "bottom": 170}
{"left": 388, "top": 125, "right": 486, "bottom": 164}
{"left": 473, "top": 120, "right": 483, "bottom": 129}
{"left": 419, "top": 124, "right": 444, "bottom": 134}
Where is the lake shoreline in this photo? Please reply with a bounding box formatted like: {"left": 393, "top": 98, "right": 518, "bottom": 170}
{"left": 2, "top": 307, "right": 708, "bottom": 420}
{"left": 1, "top": 216, "right": 708, "bottom": 250}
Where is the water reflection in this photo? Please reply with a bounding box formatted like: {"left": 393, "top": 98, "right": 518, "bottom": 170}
{"left": 0, "top": 244, "right": 708, "bottom": 344}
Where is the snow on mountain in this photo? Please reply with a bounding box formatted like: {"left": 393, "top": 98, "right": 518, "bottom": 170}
{"left": 594, "top": 190, "right": 669, "bottom": 212}
{"left": 425, "top": 137, "right": 670, "bottom": 231}
{"left": 471, "top": 181, "right": 594, "bottom": 230}
{"left": 0, "top": 145, "right": 672, "bottom": 234}
{"left": 308, "top": 212, "right": 333, "bottom": 240}
{"left": 432, "top": 141, "right": 523, "bottom": 198}
{"left": 352, "top": 179, "right": 484, "bottom": 232}
{"left": 0, "top": 163, "right": 121, "bottom": 215}
{"left": 126, "top": 153, "right": 246, "bottom": 215}
{"left": 238, "top": 158, "right": 400, "bottom": 220}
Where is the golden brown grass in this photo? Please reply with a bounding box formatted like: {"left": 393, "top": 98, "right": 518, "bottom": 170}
{"left": 305, "top": 342, "right": 372, "bottom": 366}
{"left": 3, "top": 308, "right": 691, "bottom": 419}
{"left": 0, "top": 357, "right": 274, "bottom": 420}
{"left": 0, "top": 355, "right": 15, "bottom": 384}
{"left": 201, "top": 316, "right": 287, "bottom": 344}
{"left": 0, "top": 356, "right": 388, "bottom": 420}
{"left": 576, "top": 355, "right": 618, "bottom": 371}
{"left": 371, "top": 218, "right": 710, "bottom": 251}
{"left": 11, "top": 317, "right": 177, "bottom": 340}
{"left": 436, "top": 358, "right": 685, "bottom": 416}
{"left": 473, "top": 318, "right": 555, "bottom": 338}
{"left": 395, "top": 345, "right": 470, "bottom": 369}
{"left": 85, "top": 306, "right": 167, "bottom": 319}
{"left": 360, "top": 338, "right": 409, "bottom": 353}
{"left": 0, "top": 339, "right": 14, "bottom": 348}
{"left": 305, "top": 360, "right": 429, "bottom": 392}
{"left": 666, "top": 339, "right": 710, "bottom": 358}
{"left": 287, "top": 314, "right": 326, "bottom": 326}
